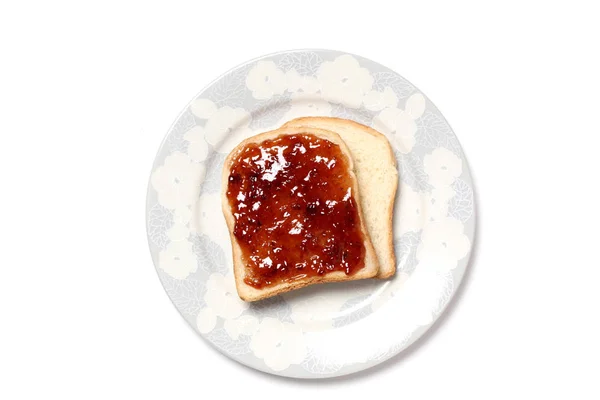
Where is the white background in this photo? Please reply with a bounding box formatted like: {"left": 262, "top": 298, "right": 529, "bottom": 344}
{"left": 1, "top": 1, "right": 599, "bottom": 398}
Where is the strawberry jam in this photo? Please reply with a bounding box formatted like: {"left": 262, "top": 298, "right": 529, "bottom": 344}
{"left": 226, "top": 134, "right": 366, "bottom": 289}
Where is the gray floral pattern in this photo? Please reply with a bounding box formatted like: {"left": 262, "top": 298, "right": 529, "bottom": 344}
{"left": 146, "top": 49, "right": 475, "bottom": 378}
{"left": 147, "top": 204, "right": 174, "bottom": 251}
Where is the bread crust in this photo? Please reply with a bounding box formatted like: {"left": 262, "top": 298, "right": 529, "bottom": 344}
{"left": 221, "top": 126, "right": 380, "bottom": 302}
{"left": 282, "top": 117, "right": 398, "bottom": 278}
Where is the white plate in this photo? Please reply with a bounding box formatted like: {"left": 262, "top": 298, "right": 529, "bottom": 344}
{"left": 146, "top": 49, "right": 475, "bottom": 378}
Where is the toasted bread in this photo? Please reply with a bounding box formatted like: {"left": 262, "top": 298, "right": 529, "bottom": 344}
{"left": 222, "top": 127, "right": 380, "bottom": 301}
{"left": 282, "top": 117, "right": 398, "bottom": 278}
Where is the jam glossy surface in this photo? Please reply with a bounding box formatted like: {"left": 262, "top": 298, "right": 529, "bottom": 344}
{"left": 226, "top": 134, "right": 366, "bottom": 289}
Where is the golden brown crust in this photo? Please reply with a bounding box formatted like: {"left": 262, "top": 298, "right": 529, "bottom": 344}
{"left": 282, "top": 117, "right": 398, "bottom": 279}
{"left": 283, "top": 116, "right": 392, "bottom": 144}
{"left": 222, "top": 126, "right": 380, "bottom": 302}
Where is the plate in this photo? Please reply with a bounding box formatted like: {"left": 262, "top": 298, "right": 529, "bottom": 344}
{"left": 146, "top": 49, "right": 475, "bottom": 378}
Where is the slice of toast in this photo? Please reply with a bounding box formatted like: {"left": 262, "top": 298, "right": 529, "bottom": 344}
{"left": 222, "top": 127, "right": 380, "bottom": 302}
{"left": 282, "top": 117, "right": 398, "bottom": 278}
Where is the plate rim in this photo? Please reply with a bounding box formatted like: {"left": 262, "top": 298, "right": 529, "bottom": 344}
{"left": 145, "top": 48, "right": 477, "bottom": 379}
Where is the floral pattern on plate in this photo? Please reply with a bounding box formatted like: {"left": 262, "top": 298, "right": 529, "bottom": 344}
{"left": 146, "top": 49, "right": 475, "bottom": 378}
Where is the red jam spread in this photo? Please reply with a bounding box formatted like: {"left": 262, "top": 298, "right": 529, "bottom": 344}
{"left": 226, "top": 134, "right": 366, "bottom": 289}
